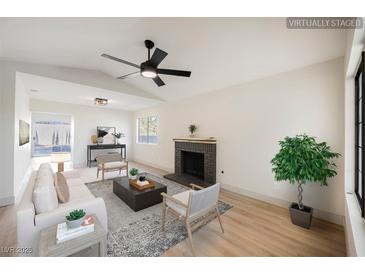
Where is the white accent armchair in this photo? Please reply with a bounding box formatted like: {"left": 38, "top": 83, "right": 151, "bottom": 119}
{"left": 161, "top": 183, "right": 224, "bottom": 256}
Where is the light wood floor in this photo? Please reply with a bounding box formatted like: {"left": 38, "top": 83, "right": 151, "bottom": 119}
{"left": 0, "top": 162, "right": 346, "bottom": 257}
{"left": 0, "top": 198, "right": 17, "bottom": 257}
{"left": 163, "top": 189, "right": 346, "bottom": 256}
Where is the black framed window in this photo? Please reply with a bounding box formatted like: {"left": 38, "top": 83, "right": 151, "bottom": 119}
{"left": 355, "top": 51, "right": 365, "bottom": 217}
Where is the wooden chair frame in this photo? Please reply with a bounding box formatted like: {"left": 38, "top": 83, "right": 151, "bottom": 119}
{"left": 161, "top": 183, "right": 224, "bottom": 256}
{"left": 96, "top": 155, "right": 128, "bottom": 181}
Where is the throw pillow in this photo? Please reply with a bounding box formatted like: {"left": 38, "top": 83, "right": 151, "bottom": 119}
{"left": 33, "top": 175, "right": 58, "bottom": 214}
{"left": 55, "top": 172, "right": 70, "bottom": 203}
{"left": 37, "top": 163, "right": 54, "bottom": 179}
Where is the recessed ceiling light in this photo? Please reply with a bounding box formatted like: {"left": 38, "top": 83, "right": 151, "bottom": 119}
{"left": 94, "top": 97, "right": 108, "bottom": 106}
{"left": 30, "top": 89, "right": 39, "bottom": 93}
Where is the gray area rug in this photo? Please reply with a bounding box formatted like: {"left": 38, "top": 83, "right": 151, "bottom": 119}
{"left": 86, "top": 173, "right": 232, "bottom": 257}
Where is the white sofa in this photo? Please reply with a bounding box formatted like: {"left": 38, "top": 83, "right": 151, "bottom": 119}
{"left": 17, "top": 163, "right": 108, "bottom": 256}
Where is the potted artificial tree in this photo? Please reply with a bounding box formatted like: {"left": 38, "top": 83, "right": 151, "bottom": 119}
{"left": 271, "top": 134, "right": 340, "bottom": 229}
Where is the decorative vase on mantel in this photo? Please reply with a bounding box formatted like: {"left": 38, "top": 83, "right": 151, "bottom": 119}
{"left": 188, "top": 124, "right": 197, "bottom": 138}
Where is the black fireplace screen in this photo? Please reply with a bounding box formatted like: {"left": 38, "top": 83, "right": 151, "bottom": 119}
{"left": 182, "top": 151, "right": 204, "bottom": 179}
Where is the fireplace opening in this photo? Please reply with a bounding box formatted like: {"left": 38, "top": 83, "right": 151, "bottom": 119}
{"left": 182, "top": 151, "right": 204, "bottom": 180}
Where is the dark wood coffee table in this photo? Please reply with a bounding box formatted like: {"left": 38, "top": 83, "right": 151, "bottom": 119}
{"left": 113, "top": 176, "right": 167, "bottom": 211}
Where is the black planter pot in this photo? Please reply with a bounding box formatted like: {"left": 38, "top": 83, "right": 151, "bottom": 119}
{"left": 289, "top": 202, "right": 313, "bottom": 229}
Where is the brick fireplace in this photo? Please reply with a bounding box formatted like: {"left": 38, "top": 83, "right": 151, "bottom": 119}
{"left": 164, "top": 138, "right": 216, "bottom": 187}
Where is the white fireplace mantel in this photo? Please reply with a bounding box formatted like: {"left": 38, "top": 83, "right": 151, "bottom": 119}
{"left": 173, "top": 137, "right": 216, "bottom": 144}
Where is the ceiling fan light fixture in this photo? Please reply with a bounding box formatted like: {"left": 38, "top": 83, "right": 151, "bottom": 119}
{"left": 101, "top": 39, "right": 191, "bottom": 87}
{"left": 141, "top": 70, "right": 157, "bottom": 78}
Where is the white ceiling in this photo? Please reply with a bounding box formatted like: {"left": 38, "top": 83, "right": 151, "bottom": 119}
{"left": 18, "top": 73, "right": 161, "bottom": 111}
{"left": 1, "top": 18, "right": 347, "bottom": 102}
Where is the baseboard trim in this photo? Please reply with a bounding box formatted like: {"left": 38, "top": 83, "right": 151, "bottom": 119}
{"left": 0, "top": 195, "right": 14, "bottom": 207}
{"left": 221, "top": 183, "right": 344, "bottom": 226}
{"left": 133, "top": 158, "right": 174, "bottom": 174}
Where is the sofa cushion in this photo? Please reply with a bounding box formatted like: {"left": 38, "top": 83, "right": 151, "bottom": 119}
{"left": 65, "top": 177, "right": 84, "bottom": 187}
{"left": 61, "top": 170, "right": 80, "bottom": 180}
{"left": 68, "top": 184, "right": 94, "bottom": 201}
{"left": 39, "top": 163, "right": 53, "bottom": 172}
{"left": 33, "top": 174, "right": 58, "bottom": 214}
{"left": 37, "top": 163, "right": 54, "bottom": 179}
{"left": 55, "top": 173, "right": 70, "bottom": 203}
{"left": 166, "top": 190, "right": 193, "bottom": 216}
{"left": 57, "top": 184, "right": 94, "bottom": 210}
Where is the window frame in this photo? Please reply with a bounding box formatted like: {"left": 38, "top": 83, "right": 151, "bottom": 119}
{"left": 136, "top": 115, "right": 158, "bottom": 145}
{"left": 355, "top": 51, "right": 365, "bottom": 217}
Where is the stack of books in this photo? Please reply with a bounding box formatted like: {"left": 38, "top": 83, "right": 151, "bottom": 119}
{"left": 56, "top": 215, "right": 95, "bottom": 244}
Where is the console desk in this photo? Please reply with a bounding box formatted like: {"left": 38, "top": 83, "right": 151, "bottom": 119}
{"left": 87, "top": 144, "right": 126, "bottom": 167}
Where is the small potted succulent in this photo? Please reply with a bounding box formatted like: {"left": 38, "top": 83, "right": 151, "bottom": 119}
{"left": 112, "top": 132, "right": 125, "bottom": 144}
{"left": 66, "top": 209, "right": 86, "bottom": 229}
{"left": 129, "top": 168, "right": 139, "bottom": 180}
{"left": 189, "top": 124, "right": 197, "bottom": 137}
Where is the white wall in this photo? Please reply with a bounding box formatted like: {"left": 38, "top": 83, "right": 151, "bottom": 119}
{"left": 30, "top": 99, "right": 133, "bottom": 168}
{"left": 0, "top": 64, "right": 33, "bottom": 205}
{"left": 0, "top": 62, "right": 16, "bottom": 206}
{"left": 133, "top": 58, "right": 345, "bottom": 224}
{"left": 13, "top": 74, "right": 32, "bottom": 202}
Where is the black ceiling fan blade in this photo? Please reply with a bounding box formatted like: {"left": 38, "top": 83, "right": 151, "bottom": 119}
{"left": 152, "top": 76, "right": 165, "bottom": 87}
{"left": 117, "top": 71, "right": 140, "bottom": 79}
{"left": 157, "top": 68, "right": 191, "bottom": 77}
{"left": 101, "top": 53, "right": 140, "bottom": 69}
{"left": 149, "top": 48, "right": 168, "bottom": 67}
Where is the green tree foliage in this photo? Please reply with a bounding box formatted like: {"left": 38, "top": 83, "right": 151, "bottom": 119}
{"left": 271, "top": 134, "right": 340, "bottom": 186}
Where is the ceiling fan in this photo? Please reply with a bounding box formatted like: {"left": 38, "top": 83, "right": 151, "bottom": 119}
{"left": 101, "top": 40, "right": 191, "bottom": 87}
